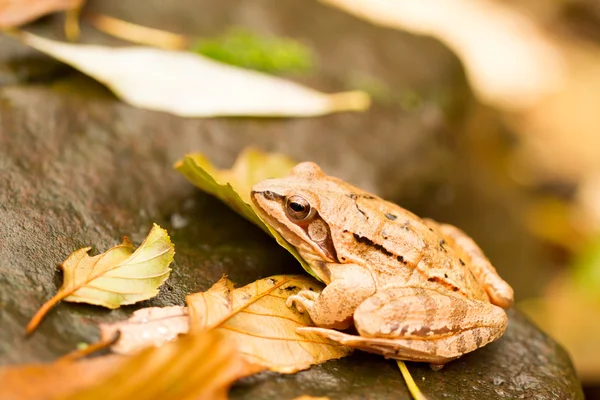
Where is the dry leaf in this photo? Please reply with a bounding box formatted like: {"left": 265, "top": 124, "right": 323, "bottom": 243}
{"left": 99, "top": 306, "right": 190, "bottom": 355}
{"left": 64, "top": 331, "right": 252, "bottom": 400}
{"left": 0, "top": 0, "right": 82, "bottom": 29}
{"left": 26, "top": 223, "right": 174, "bottom": 334}
{"left": 187, "top": 275, "right": 353, "bottom": 373}
{"left": 100, "top": 275, "right": 352, "bottom": 373}
{"left": 0, "top": 331, "right": 249, "bottom": 400}
{"left": 175, "top": 148, "right": 319, "bottom": 279}
{"left": 12, "top": 31, "right": 369, "bottom": 117}
{"left": 0, "top": 354, "right": 125, "bottom": 400}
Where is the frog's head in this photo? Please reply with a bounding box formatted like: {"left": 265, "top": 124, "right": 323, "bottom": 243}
{"left": 251, "top": 162, "right": 339, "bottom": 267}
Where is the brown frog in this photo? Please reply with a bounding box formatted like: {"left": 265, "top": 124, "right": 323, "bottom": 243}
{"left": 251, "top": 162, "right": 513, "bottom": 367}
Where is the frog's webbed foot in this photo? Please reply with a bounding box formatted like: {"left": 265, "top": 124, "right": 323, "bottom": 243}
{"left": 286, "top": 290, "right": 319, "bottom": 314}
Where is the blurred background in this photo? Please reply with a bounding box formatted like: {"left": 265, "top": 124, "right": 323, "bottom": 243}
{"left": 2, "top": 0, "right": 600, "bottom": 397}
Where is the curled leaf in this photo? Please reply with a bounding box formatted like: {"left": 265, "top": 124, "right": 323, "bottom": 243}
{"left": 175, "top": 148, "right": 318, "bottom": 279}
{"left": 26, "top": 224, "right": 174, "bottom": 334}
{"left": 13, "top": 31, "right": 370, "bottom": 117}
{"left": 187, "top": 275, "right": 353, "bottom": 373}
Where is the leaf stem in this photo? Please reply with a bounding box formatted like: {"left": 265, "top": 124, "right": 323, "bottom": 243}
{"left": 56, "top": 331, "right": 120, "bottom": 363}
{"left": 397, "top": 360, "right": 428, "bottom": 400}
{"left": 212, "top": 277, "right": 294, "bottom": 329}
{"left": 25, "top": 291, "right": 68, "bottom": 335}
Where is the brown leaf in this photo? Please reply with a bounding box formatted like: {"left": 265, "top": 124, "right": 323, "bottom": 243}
{"left": 0, "top": 0, "right": 83, "bottom": 29}
{"left": 187, "top": 275, "right": 353, "bottom": 373}
{"left": 0, "top": 331, "right": 251, "bottom": 400}
{"left": 0, "top": 355, "right": 125, "bottom": 400}
{"left": 99, "top": 275, "right": 352, "bottom": 373}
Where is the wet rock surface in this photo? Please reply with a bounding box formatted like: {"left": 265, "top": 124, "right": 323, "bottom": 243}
{"left": 0, "top": 0, "right": 583, "bottom": 398}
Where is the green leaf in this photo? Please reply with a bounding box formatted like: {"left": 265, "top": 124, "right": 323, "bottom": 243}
{"left": 26, "top": 224, "right": 174, "bottom": 334}
{"left": 174, "top": 148, "right": 318, "bottom": 279}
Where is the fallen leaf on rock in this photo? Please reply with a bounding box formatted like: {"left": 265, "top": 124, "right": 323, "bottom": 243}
{"left": 187, "top": 275, "right": 352, "bottom": 373}
{"left": 26, "top": 223, "right": 174, "bottom": 334}
{"left": 175, "top": 148, "right": 319, "bottom": 279}
{"left": 100, "top": 275, "right": 352, "bottom": 373}
{"left": 100, "top": 306, "right": 189, "bottom": 355}
{"left": 0, "top": 331, "right": 248, "bottom": 400}
{"left": 0, "top": 0, "right": 82, "bottom": 29}
{"left": 13, "top": 31, "right": 369, "bottom": 117}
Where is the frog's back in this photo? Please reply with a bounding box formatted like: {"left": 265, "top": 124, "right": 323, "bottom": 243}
{"left": 319, "top": 180, "right": 491, "bottom": 303}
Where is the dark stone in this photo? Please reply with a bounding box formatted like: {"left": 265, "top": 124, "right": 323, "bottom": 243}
{"left": 232, "top": 310, "right": 583, "bottom": 400}
{"left": 0, "top": 0, "right": 583, "bottom": 398}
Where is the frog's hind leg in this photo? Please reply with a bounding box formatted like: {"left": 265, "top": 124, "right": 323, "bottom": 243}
{"left": 424, "top": 219, "right": 514, "bottom": 308}
{"left": 299, "top": 287, "right": 508, "bottom": 366}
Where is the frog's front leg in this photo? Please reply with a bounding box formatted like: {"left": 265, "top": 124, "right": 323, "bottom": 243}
{"left": 299, "top": 287, "right": 507, "bottom": 366}
{"left": 287, "top": 263, "right": 375, "bottom": 330}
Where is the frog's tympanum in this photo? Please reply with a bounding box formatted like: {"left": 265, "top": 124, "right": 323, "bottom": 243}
{"left": 251, "top": 162, "right": 514, "bottom": 368}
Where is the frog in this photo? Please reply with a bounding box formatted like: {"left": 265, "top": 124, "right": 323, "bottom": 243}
{"left": 250, "top": 162, "right": 514, "bottom": 368}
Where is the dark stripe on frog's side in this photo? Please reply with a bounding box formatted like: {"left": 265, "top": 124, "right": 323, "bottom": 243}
{"left": 352, "top": 233, "right": 394, "bottom": 257}
{"left": 426, "top": 276, "right": 466, "bottom": 295}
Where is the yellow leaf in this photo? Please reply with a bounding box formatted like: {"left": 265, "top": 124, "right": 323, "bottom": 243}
{"left": 0, "top": 331, "right": 251, "bottom": 400}
{"left": 186, "top": 275, "right": 353, "bottom": 373}
{"left": 11, "top": 31, "right": 370, "bottom": 118}
{"left": 175, "top": 148, "right": 319, "bottom": 279}
{"left": 26, "top": 224, "right": 174, "bottom": 334}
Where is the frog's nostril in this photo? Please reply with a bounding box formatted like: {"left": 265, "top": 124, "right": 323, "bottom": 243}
{"left": 263, "top": 190, "right": 275, "bottom": 199}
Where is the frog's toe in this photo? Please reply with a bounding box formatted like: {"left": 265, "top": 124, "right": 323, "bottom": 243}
{"left": 286, "top": 290, "right": 319, "bottom": 313}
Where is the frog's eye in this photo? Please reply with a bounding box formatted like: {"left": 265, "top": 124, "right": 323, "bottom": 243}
{"left": 286, "top": 195, "right": 312, "bottom": 220}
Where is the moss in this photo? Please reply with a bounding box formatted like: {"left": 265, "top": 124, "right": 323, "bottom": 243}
{"left": 192, "top": 28, "right": 314, "bottom": 75}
